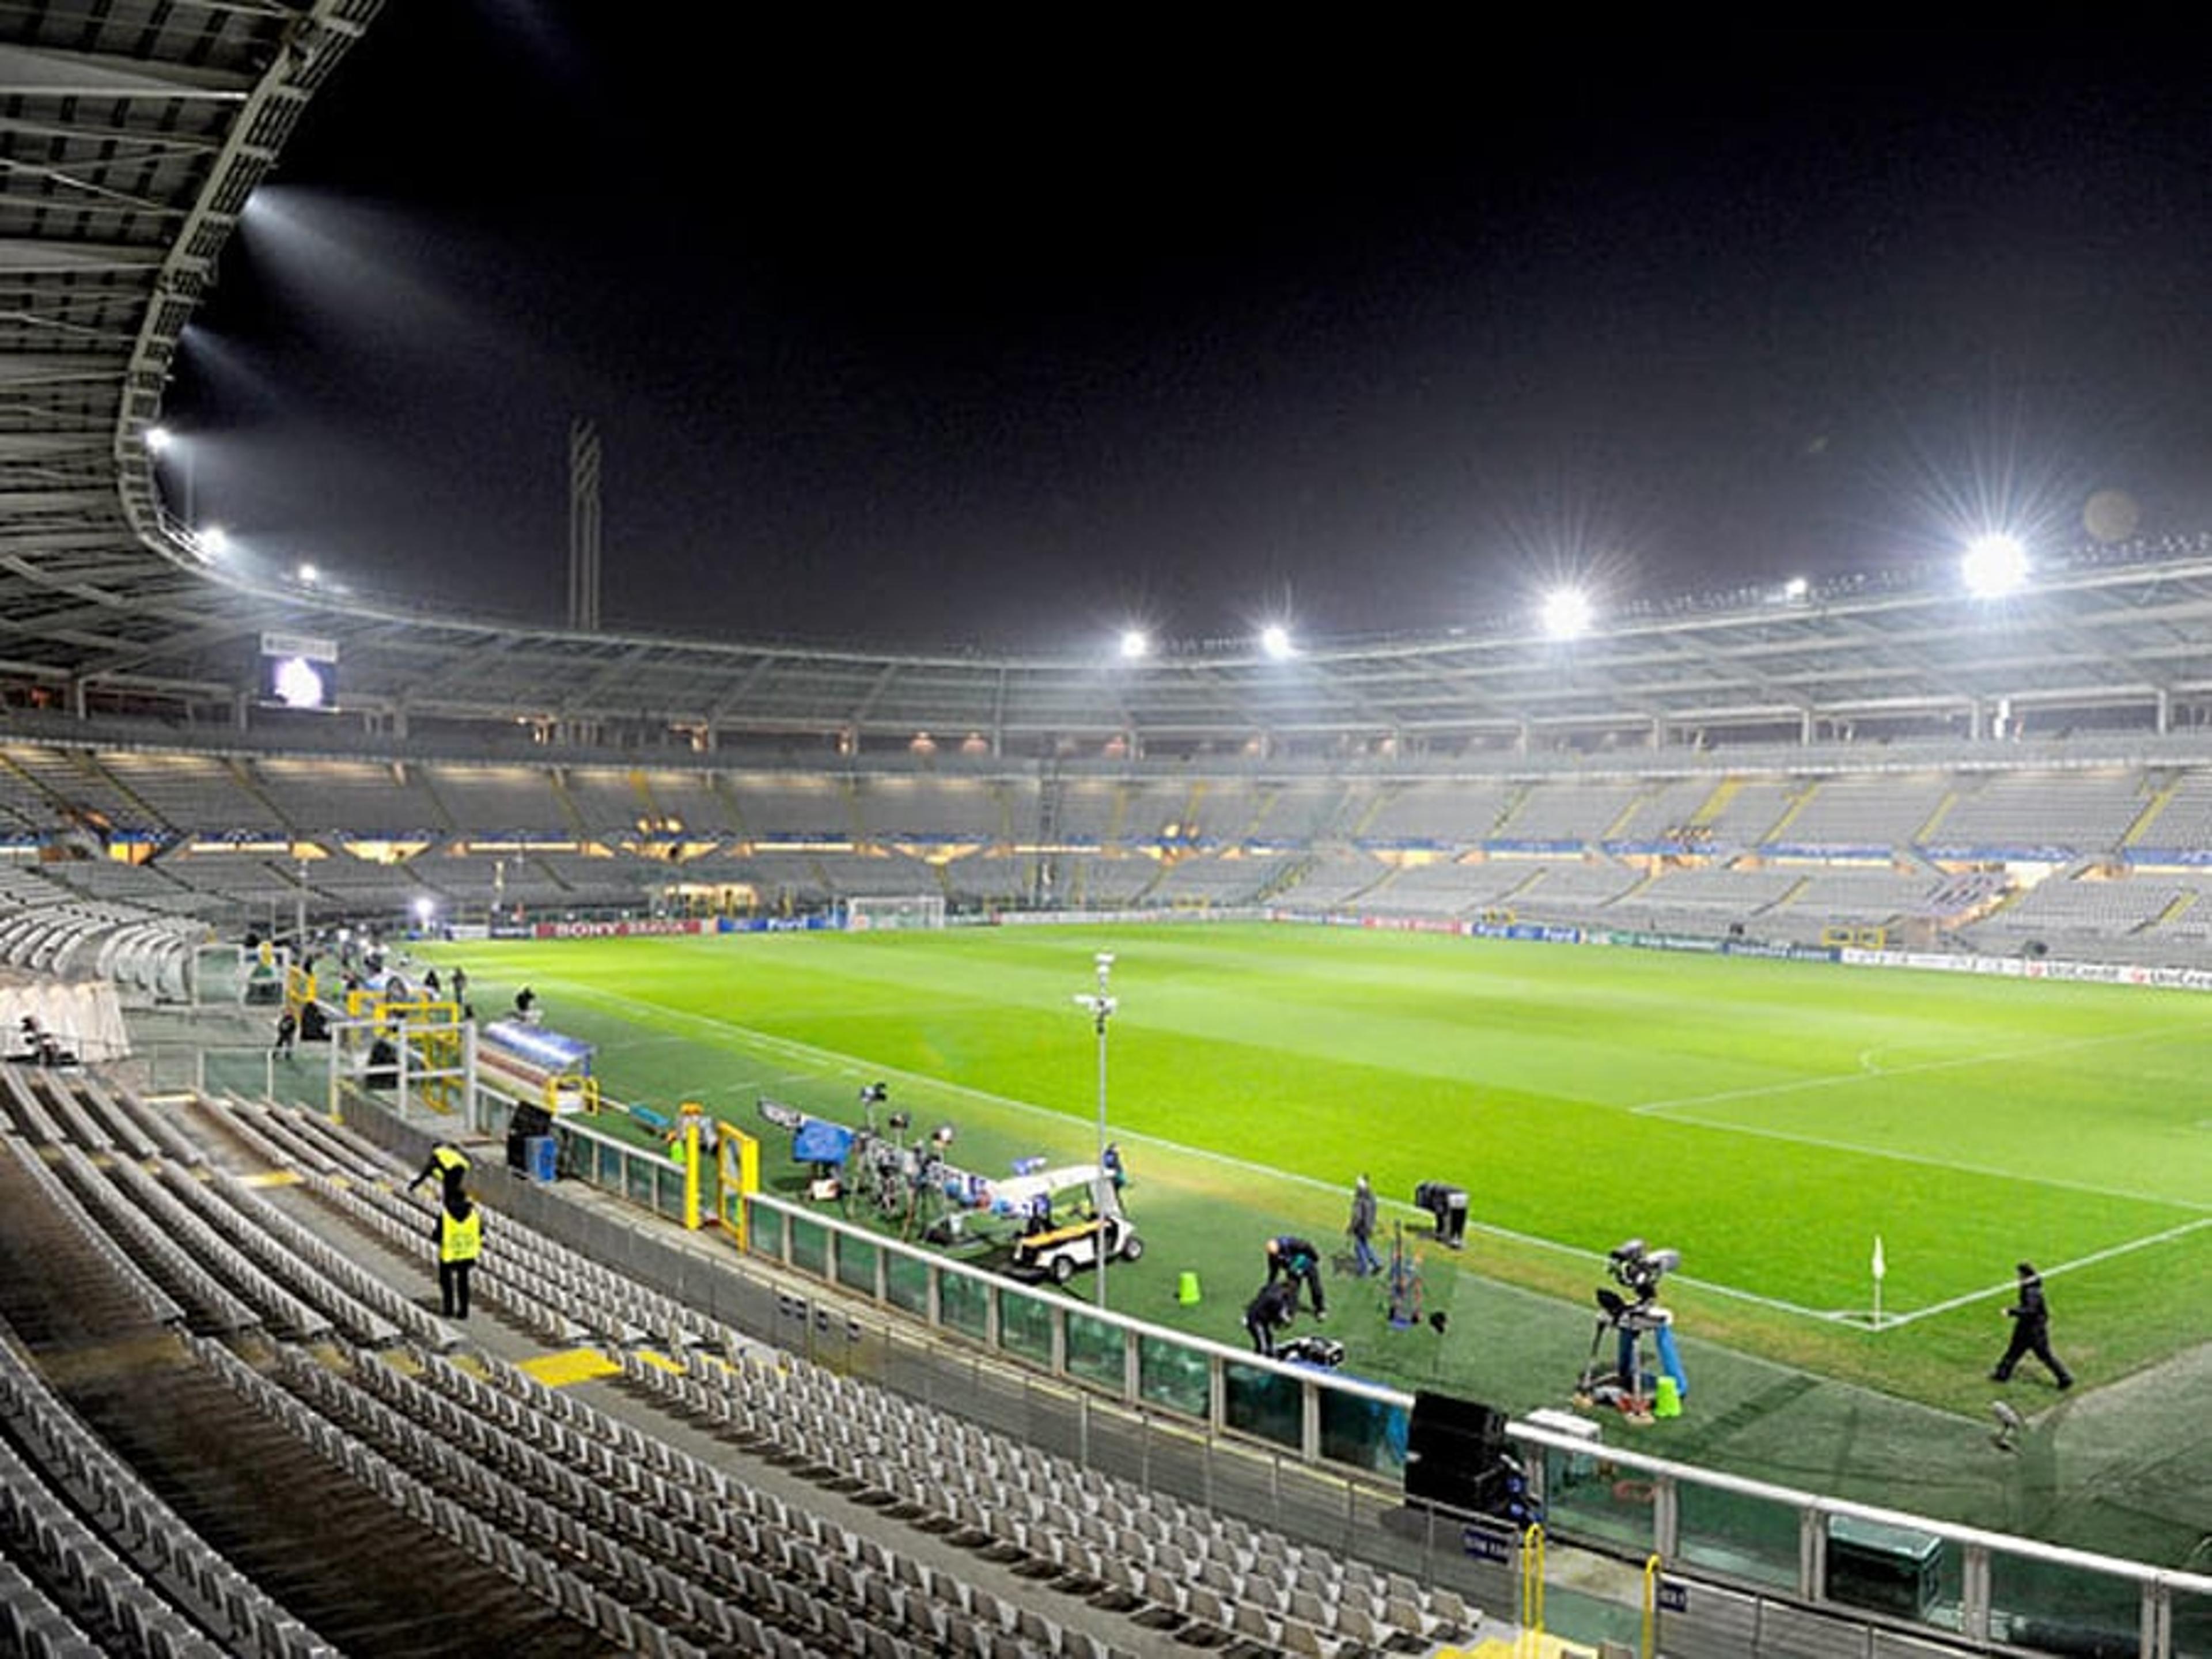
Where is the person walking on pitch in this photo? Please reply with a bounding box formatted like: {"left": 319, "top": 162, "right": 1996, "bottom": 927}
{"left": 1990, "top": 1262, "right": 2073, "bottom": 1389}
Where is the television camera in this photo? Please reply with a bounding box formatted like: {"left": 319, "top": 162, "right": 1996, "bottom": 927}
{"left": 1605, "top": 1238, "right": 1679, "bottom": 1307}
{"left": 859, "top": 1113, "right": 961, "bottom": 1225}
{"left": 1576, "top": 1238, "right": 1689, "bottom": 1420}
{"left": 757, "top": 1092, "right": 964, "bottom": 1233}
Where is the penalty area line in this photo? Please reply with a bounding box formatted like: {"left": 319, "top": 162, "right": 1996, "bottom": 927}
{"left": 539, "top": 976, "right": 1846, "bottom": 1326}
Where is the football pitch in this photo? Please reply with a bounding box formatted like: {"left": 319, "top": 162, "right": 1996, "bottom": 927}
{"left": 418, "top": 922, "right": 2212, "bottom": 1544}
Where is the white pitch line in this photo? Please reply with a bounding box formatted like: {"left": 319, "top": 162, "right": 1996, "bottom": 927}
{"left": 532, "top": 975, "right": 1847, "bottom": 1324}
{"left": 1863, "top": 1217, "right": 2212, "bottom": 1331}
{"left": 1649, "top": 1107, "right": 2210, "bottom": 1213}
{"left": 1631, "top": 1024, "right": 2184, "bottom": 1117}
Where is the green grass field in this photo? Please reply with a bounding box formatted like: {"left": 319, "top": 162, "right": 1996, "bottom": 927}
{"left": 413, "top": 922, "right": 2212, "bottom": 1548}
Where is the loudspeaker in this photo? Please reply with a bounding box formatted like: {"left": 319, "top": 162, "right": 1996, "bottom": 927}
{"left": 506, "top": 1102, "right": 554, "bottom": 1172}
{"left": 1406, "top": 1391, "right": 1512, "bottom": 1513}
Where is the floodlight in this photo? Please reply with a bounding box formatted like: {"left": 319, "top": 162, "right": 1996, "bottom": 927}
{"left": 1119, "top": 628, "right": 1150, "bottom": 661}
{"left": 1961, "top": 534, "right": 2028, "bottom": 599}
{"left": 145, "top": 425, "right": 174, "bottom": 453}
{"left": 1783, "top": 575, "right": 1809, "bottom": 601}
{"left": 1540, "top": 586, "right": 1593, "bottom": 641}
{"left": 1259, "top": 624, "right": 1294, "bottom": 660}
{"left": 412, "top": 896, "right": 435, "bottom": 923}
{"left": 296, "top": 561, "right": 319, "bottom": 585}
{"left": 195, "top": 525, "right": 229, "bottom": 558}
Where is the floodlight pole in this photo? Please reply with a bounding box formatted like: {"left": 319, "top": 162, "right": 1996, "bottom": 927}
{"left": 1074, "top": 952, "right": 1116, "bottom": 1310}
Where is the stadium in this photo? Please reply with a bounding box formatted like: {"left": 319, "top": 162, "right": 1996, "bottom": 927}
{"left": 0, "top": 6, "right": 2209, "bottom": 1658}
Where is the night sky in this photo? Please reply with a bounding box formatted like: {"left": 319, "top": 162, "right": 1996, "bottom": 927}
{"left": 164, "top": 16, "right": 2212, "bottom": 651}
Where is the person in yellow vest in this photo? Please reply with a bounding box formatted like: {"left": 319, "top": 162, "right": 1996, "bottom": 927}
{"left": 433, "top": 1172, "right": 481, "bottom": 1320}
{"left": 408, "top": 1141, "right": 470, "bottom": 1195}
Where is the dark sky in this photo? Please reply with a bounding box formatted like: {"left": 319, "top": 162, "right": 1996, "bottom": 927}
{"left": 166, "top": 16, "right": 2212, "bottom": 650}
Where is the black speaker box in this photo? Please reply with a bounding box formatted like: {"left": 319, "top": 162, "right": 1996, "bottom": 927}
{"left": 1406, "top": 1391, "right": 1511, "bottom": 1513}
{"left": 506, "top": 1102, "right": 554, "bottom": 1171}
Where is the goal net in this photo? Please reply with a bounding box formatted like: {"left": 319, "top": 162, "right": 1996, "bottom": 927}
{"left": 846, "top": 895, "right": 947, "bottom": 931}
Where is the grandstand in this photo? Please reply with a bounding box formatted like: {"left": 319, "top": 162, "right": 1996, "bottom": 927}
{"left": 24, "top": 740, "right": 2212, "bottom": 963}
{"left": 3, "top": 3, "right": 2212, "bottom": 1655}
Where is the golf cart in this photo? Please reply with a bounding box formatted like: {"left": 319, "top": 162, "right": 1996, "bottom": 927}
{"left": 997, "top": 1162, "right": 1142, "bottom": 1285}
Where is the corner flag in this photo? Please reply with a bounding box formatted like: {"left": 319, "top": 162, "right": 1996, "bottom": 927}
{"left": 1872, "top": 1235, "right": 1887, "bottom": 1281}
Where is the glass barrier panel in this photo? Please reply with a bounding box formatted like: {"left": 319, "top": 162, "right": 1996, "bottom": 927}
{"left": 748, "top": 1203, "right": 785, "bottom": 1260}
{"left": 940, "top": 1271, "right": 990, "bottom": 1343}
{"left": 997, "top": 1288, "right": 1054, "bottom": 1369}
{"left": 1821, "top": 1514, "right": 1959, "bottom": 1630}
{"left": 623, "top": 1151, "right": 656, "bottom": 1211}
{"left": 1223, "top": 1361, "right": 1302, "bottom": 1452}
{"left": 1320, "top": 1388, "right": 1408, "bottom": 1476}
{"left": 1673, "top": 1481, "right": 1797, "bottom": 1592}
{"left": 1988, "top": 1551, "right": 2142, "bottom": 1657}
{"left": 884, "top": 1251, "right": 930, "bottom": 1317}
{"left": 1137, "top": 1335, "right": 1210, "bottom": 1419}
{"left": 1541, "top": 1449, "right": 1659, "bottom": 1555}
{"left": 1063, "top": 1310, "right": 1125, "bottom": 1393}
{"left": 788, "top": 1215, "right": 828, "bottom": 1278}
{"left": 596, "top": 1137, "right": 623, "bottom": 1188}
{"left": 2173, "top": 1585, "right": 2210, "bottom": 1657}
{"left": 836, "top": 1234, "right": 879, "bottom": 1298}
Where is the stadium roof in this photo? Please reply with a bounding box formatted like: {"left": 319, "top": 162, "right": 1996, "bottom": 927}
{"left": 9, "top": 4, "right": 2212, "bottom": 754}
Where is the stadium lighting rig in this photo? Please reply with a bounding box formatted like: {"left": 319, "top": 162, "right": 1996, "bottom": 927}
{"left": 147, "top": 424, "right": 201, "bottom": 527}
{"left": 1119, "top": 628, "right": 1150, "bottom": 661}
{"left": 195, "top": 525, "right": 229, "bottom": 559}
{"left": 1072, "top": 951, "right": 1118, "bottom": 1310}
{"left": 1540, "top": 586, "right": 1594, "bottom": 641}
{"left": 1259, "top": 623, "right": 1294, "bottom": 661}
{"left": 1961, "top": 533, "right": 2030, "bottom": 599}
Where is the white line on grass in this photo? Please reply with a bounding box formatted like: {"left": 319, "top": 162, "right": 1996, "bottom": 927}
{"left": 533, "top": 975, "right": 1850, "bottom": 1325}
{"left": 1649, "top": 1107, "right": 2211, "bottom": 1213}
{"left": 1857, "top": 1217, "right": 2212, "bottom": 1330}
{"left": 1631, "top": 1025, "right": 2177, "bottom": 1117}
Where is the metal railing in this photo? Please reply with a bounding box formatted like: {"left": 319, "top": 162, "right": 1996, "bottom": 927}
{"left": 535, "top": 1111, "right": 2212, "bottom": 1657}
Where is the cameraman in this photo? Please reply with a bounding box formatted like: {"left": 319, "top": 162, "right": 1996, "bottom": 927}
{"left": 1244, "top": 1280, "right": 1298, "bottom": 1357}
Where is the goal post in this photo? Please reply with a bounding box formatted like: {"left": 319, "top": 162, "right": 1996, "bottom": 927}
{"left": 846, "top": 895, "right": 947, "bottom": 932}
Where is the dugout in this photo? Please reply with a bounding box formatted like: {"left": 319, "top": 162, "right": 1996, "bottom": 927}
{"left": 477, "top": 1019, "right": 598, "bottom": 1122}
